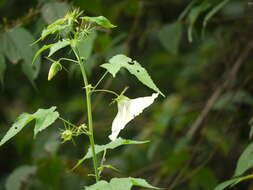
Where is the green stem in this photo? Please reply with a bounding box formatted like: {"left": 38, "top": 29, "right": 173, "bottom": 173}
{"left": 59, "top": 117, "right": 78, "bottom": 128}
{"left": 73, "top": 48, "right": 99, "bottom": 182}
{"left": 92, "top": 89, "right": 119, "bottom": 97}
{"left": 93, "top": 71, "right": 108, "bottom": 90}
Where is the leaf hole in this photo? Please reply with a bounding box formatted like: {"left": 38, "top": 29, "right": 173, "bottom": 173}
{"left": 128, "top": 61, "right": 134, "bottom": 65}
{"left": 15, "top": 127, "right": 18, "bottom": 130}
{"left": 137, "top": 70, "right": 140, "bottom": 73}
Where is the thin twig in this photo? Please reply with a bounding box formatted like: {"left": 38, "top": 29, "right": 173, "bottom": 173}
{"left": 187, "top": 41, "right": 253, "bottom": 138}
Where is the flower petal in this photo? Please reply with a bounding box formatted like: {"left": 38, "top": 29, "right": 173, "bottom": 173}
{"left": 109, "top": 93, "right": 159, "bottom": 141}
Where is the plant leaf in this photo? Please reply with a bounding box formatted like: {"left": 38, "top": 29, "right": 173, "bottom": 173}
{"left": 101, "top": 54, "right": 164, "bottom": 96}
{"left": 0, "top": 54, "right": 6, "bottom": 85}
{"left": 32, "top": 44, "right": 53, "bottom": 64}
{"left": 82, "top": 16, "right": 116, "bottom": 28}
{"left": 41, "top": 2, "right": 69, "bottom": 24}
{"left": 76, "top": 31, "right": 97, "bottom": 59}
{"left": 214, "top": 178, "right": 239, "bottom": 190}
{"left": 234, "top": 142, "right": 253, "bottom": 177}
{"left": 187, "top": 1, "right": 211, "bottom": 42}
{"left": 0, "top": 113, "right": 35, "bottom": 146}
{"left": 84, "top": 177, "right": 160, "bottom": 190}
{"left": 2, "top": 27, "right": 40, "bottom": 82}
{"left": 203, "top": 0, "right": 230, "bottom": 28}
{"left": 5, "top": 165, "right": 37, "bottom": 190}
{"left": 0, "top": 107, "right": 59, "bottom": 146}
{"left": 73, "top": 138, "right": 148, "bottom": 170}
{"left": 158, "top": 22, "right": 182, "bottom": 54}
{"left": 33, "top": 106, "right": 59, "bottom": 137}
{"left": 41, "top": 24, "right": 69, "bottom": 41}
{"left": 48, "top": 40, "right": 70, "bottom": 57}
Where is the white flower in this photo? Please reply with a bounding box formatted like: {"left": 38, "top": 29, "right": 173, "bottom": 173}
{"left": 109, "top": 93, "right": 159, "bottom": 141}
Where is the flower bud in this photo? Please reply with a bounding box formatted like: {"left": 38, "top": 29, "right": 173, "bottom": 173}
{"left": 48, "top": 62, "right": 62, "bottom": 81}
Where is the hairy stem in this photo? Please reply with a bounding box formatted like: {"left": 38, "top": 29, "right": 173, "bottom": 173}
{"left": 73, "top": 48, "right": 99, "bottom": 182}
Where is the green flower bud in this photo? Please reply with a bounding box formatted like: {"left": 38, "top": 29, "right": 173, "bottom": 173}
{"left": 61, "top": 129, "right": 73, "bottom": 143}
{"left": 48, "top": 62, "right": 62, "bottom": 81}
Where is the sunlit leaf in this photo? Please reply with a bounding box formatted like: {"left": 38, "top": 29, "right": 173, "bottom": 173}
{"left": 82, "top": 16, "right": 116, "bottom": 28}
{"left": 5, "top": 165, "right": 36, "bottom": 190}
{"left": 0, "top": 113, "right": 34, "bottom": 146}
{"left": 48, "top": 40, "right": 70, "bottom": 57}
{"left": 0, "top": 107, "right": 59, "bottom": 146}
{"left": 33, "top": 106, "right": 59, "bottom": 137}
{"left": 84, "top": 177, "right": 160, "bottom": 190}
{"left": 101, "top": 54, "right": 164, "bottom": 96}
{"left": 32, "top": 44, "right": 53, "bottom": 64}
{"left": 73, "top": 138, "right": 148, "bottom": 170}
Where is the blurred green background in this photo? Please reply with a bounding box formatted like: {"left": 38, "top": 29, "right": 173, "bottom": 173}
{"left": 1, "top": 0, "right": 253, "bottom": 189}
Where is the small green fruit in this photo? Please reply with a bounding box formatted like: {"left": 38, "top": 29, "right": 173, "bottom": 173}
{"left": 48, "top": 62, "right": 62, "bottom": 81}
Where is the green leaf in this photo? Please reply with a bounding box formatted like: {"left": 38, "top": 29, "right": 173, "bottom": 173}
{"left": 0, "top": 54, "right": 6, "bottom": 85}
{"left": 234, "top": 142, "right": 253, "bottom": 177}
{"left": 158, "top": 22, "right": 182, "bottom": 54}
{"left": 0, "top": 113, "right": 34, "bottom": 146}
{"left": 178, "top": 0, "right": 198, "bottom": 21}
{"left": 84, "top": 177, "right": 160, "bottom": 190}
{"left": 41, "top": 24, "right": 69, "bottom": 41}
{"left": 73, "top": 138, "right": 148, "bottom": 170}
{"left": 101, "top": 54, "right": 164, "bottom": 96}
{"left": 76, "top": 32, "right": 97, "bottom": 59}
{"left": 5, "top": 165, "right": 37, "bottom": 190}
{"left": 41, "top": 2, "right": 69, "bottom": 24}
{"left": 0, "top": 107, "right": 59, "bottom": 146}
{"left": 214, "top": 178, "right": 239, "bottom": 190}
{"left": 203, "top": 0, "right": 230, "bottom": 28}
{"left": 48, "top": 40, "right": 70, "bottom": 57}
{"left": 32, "top": 44, "right": 53, "bottom": 64}
{"left": 1, "top": 27, "right": 41, "bottom": 82}
{"left": 82, "top": 16, "right": 116, "bottom": 28}
{"left": 187, "top": 1, "right": 211, "bottom": 42}
{"left": 33, "top": 106, "right": 59, "bottom": 137}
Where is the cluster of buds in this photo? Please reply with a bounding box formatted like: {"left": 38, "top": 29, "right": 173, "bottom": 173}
{"left": 60, "top": 123, "right": 88, "bottom": 143}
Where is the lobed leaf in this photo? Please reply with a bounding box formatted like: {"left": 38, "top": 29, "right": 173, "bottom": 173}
{"left": 101, "top": 54, "right": 164, "bottom": 96}
{"left": 73, "top": 138, "right": 148, "bottom": 170}
{"left": 82, "top": 16, "right": 116, "bottom": 28}
{"left": 33, "top": 106, "right": 59, "bottom": 137}
{"left": 0, "top": 107, "right": 59, "bottom": 146}
{"left": 84, "top": 177, "right": 160, "bottom": 190}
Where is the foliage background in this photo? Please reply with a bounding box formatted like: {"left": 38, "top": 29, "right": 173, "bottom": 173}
{"left": 0, "top": 0, "right": 253, "bottom": 189}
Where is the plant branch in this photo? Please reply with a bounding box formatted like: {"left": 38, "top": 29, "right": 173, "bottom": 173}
{"left": 187, "top": 41, "right": 253, "bottom": 138}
